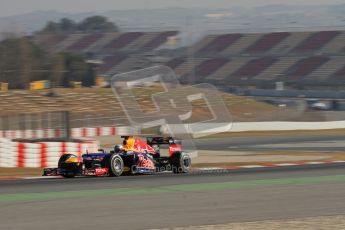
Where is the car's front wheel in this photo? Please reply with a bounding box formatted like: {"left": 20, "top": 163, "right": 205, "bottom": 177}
{"left": 58, "top": 154, "right": 81, "bottom": 178}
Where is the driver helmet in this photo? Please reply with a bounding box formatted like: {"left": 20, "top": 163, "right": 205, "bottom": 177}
{"left": 114, "top": 144, "right": 123, "bottom": 153}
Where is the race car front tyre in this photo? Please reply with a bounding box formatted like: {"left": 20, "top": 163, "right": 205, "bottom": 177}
{"left": 108, "top": 154, "right": 124, "bottom": 177}
{"left": 61, "top": 173, "right": 76, "bottom": 178}
{"left": 171, "top": 152, "right": 191, "bottom": 174}
{"left": 58, "top": 154, "right": 80, "bottom": 178}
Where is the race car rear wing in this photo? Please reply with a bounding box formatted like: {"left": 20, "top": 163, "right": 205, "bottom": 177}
{"left": 146, "top": 137, "right": 181, "bottom": 146}
{"left": 147, "top": 137, "right": 182, "bottom": 156}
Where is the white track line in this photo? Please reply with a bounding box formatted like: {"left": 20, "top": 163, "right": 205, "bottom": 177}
{"left": 23, "top": 176, "right": 61, "bottom": 179}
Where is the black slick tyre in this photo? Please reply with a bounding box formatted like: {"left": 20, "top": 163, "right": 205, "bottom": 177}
{"left": 108, "top": 154, "right": 124, "bottom": 177}
{"left": 58, "top": 154, "right": 79, "bottom": 178}
{"left": 171, "top": 152, "right": 191, "bottom": 174}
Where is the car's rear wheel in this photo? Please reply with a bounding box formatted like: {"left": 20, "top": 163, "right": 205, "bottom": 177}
{"left": 171, "top": 152, "right": 191, "bottom": 173}
{"left": 108, "top": 154, "right": 124, "bottom": 177}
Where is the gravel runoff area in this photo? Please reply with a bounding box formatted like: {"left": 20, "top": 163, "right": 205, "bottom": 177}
{"left": 152, "top": 215, "right": 345, "bottom": 230}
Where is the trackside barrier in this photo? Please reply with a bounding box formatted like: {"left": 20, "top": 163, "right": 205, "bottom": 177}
{"left": 230, "top": 121, "right": 345, "bottom": 132}
{"left": 160, "top": 121, "right": 345, "bottom": 135}
{"left": 0, "top": 126, "right": 135, "bottom": 139}
{"left": 0, "top": 129, "right": 63, "bottom": 139}
{"left": 0, "top": 138, "right": 99, "bottom": 168}
{"left": 1, "top": 121, "right": 345, "bottom": 140}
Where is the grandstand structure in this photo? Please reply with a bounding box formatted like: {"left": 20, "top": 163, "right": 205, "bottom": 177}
{"left": 166, "top": 30, "right": 345, "bottom": 88}
{"left": 34, "top": 31, "right": 178, "bottom": 77}
{"left": 34, "top": 29, "right": 345, "bottom": 88}
{"left": 35, "top": 31, "right": 178, "bottom": 54}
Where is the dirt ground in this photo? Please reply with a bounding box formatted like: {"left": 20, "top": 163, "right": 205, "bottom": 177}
{"left": 155, "top": 215, "right": 345, "bottom": 230}
{"left": 0, "top": 168, "right": 43, "bottom": 178}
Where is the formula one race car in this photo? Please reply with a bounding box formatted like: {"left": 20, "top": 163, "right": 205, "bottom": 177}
{"left": 43, "top": 136, "right": 191, "bottom": 178}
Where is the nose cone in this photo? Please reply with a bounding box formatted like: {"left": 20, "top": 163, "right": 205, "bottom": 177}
{"left": 65, "top": 157, "right": 79, "bottom": 163}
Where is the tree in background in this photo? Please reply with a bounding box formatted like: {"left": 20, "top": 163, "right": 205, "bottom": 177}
{"left": 0, "top": 36, "right": 48, "bottom": 89}
{"left": 42, "top": 18, "right": 77, "bottom": 33}
{"left": 50, "top": 53, "right": 65, "bottom": 88}
{"left": 41, "top": 16, "right": 118, "bottom": 33}
{"left": 42, "top": 21, "right": 59, "bottom": 33}
{"left": 78, "top": 16, "right": 118, "bottom": 32}
{"left": 0, "top": 36, "right": 96, "bottom": 89}
{"left": 19, "top": 38, "right": 32, "bottom": 89}
{"left": 61, "top": 53, "right": 95, "bottom": 87}
{"left": 59, "top": 18, "right": 77, "bottom": 32}
{"left": 82, "top": 65, "right": 96, "bottom": 87}
{"left": 0, "top": 14, "right": 111, "bottom": 89}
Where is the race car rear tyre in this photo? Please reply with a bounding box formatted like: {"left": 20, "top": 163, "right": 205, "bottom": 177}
{"left": 171, "top": 152, "right": 191, "bottom": 174}
{"left": 58, "top": 154, "right": 79, "bottom": 178}
{"left": 108, "top": 154, "right": 124, "bottom": 177}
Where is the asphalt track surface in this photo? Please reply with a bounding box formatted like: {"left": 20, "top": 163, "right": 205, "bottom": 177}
{"left": 0, "top": 164, "right": 344, "bottom": 230}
